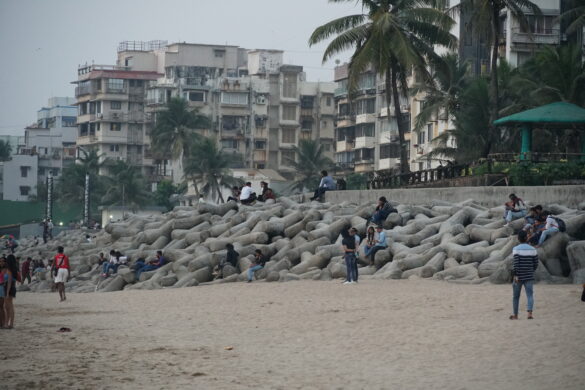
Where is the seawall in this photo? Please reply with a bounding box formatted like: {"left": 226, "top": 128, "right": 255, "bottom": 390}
{"left": 323, "top": 185, "right": 585, "bottom": 208}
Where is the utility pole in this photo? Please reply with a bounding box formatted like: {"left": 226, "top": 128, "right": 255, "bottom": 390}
{"left": 46, "top": 170, "right": 53, "bottom": 221}
{"left": 84, "top": 173, "right": 90, "bottom": 226}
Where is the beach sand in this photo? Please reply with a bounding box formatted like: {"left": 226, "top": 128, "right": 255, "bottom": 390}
{"left": 2, "top": 279, "right": 584, "bottom": 390}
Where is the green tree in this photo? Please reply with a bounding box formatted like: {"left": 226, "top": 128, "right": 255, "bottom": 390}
{"left": 154, "top": 180, "right": 183, "bottom": 211}
{"left": 151, "top": 97, "right": 211, "bottom": 163}
{"left": 452, "top": 0, "right": 541, "bottom": 154}
{"left": 411, "top": 53, "right": 470, "bottom": 132}
{"left": 0, "top": 139, "right": 12, "bottom": 161}
{"left": 559, "top": 0, "right": 585, "bottom": 36}
{"left": 183, "top": 137, "right": 242, "bottom": 203}
{"left": 310, "top": 0, "right": 455, "bottom": 174}
{"left": 286, "top": 139, "right": 333, "bottom": 192}
{"left": 101, "top": 160, "right": 151, "bottom": 211}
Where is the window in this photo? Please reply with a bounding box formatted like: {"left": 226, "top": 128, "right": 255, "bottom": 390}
{"left": 417, "top": 131, "right": 426, "bottom": 145}
{"left": 221, "top": 92, "right": 248, "bottom": 105}
{"left": 300, "top": 131, "right": 311, "bottom": 140}
{"left": 300, "top": 96, "right": 314, "bottom": 109}
{"left": 282, "top": 128, "right": 296, "bottom": 143}
{"left": 109, "top": 144, "right": 120, "bottom": 152}
{"left": 214, "top": 49, "right": 225, "bottom": 58}
{"left": 129, "top": 79, "right": 143, "bottom": 87}
{"left": 281, "top": 150, "right": 295, "bottom": 164}
{"left": 124, "top": 57, "right": 133, "bottom": 67}
{"left": 20, "top": 166, "right": 29, "bottom": 178}
{"left": 111, "top": 101, "right": 122, "bottom": 110}
{"left": 283, "top": 73, "right": 297, "bottom": 98}
{"left": 254, "top": 141, "right": 266, "bottom": 149}
{"left": 356, "top": 98, "right": 375, "bottom": 115}
{"left": 110, "top": 123, "right": 122, "bottom": 131}
{"left": 221, "top": 139, "right": 238, "bottom": 149}
{"left": 301, "top": 119, "right": 313, "bottom": 131}
{"left": 427, "top": 123, "right": 433, "bottom": 143}
{"left": 380, "top": 144, "right": 400, "bottom": 159}
{"left": 107, "top": 78, "right": 124, "bottom": 90}
{"left": 326, "top": 97, "right": 332, "bottom": 106}
{"left": 187, "top": 91, "right": 205, "bottom": 102}
{"left": 464, "top": 23, "right": 473, "bottom": 46}
{"left": 282, "top": 105, "right": 296, "bottom": 120}
{"left": 62, "top": 116, "right": 77, "bottom": 127}
{"left": 19, "top": 186, "right": 30, "bottom": 196}
{"left": 356, "top": 123, "right": 374, "bottom": 137}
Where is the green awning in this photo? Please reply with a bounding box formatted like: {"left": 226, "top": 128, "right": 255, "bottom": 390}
{"left": 494, "top": 102, "right": 585, "bottom": 126}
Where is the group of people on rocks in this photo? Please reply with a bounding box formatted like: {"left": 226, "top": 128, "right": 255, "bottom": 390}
{"left": 503, "top": 193, "right": 564, "bottom": 247}
{"left": 227, "top": 181, "right": 276, "bottom": 205}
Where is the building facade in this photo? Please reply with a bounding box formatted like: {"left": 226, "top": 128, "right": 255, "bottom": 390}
{"left": 73, "top": 41, "right": 335, "bottom": 185}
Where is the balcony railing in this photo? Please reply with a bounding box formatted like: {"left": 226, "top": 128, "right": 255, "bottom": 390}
{"left": 510, "top": 28, "right": 560, "bottom": 45}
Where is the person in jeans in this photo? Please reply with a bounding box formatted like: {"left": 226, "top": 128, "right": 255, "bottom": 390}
{"left": 349, "top": 228, "right": 360, "bottom": 283}
{"left": 342, "top": 228, "right": 357, "bottom": 284}
{"left": 536, "top": 211, "right": 559, "bottom": 247}
{"left": 510, "top": 230, "right": 539, "bottom": 320}
{"left": 368, "top": 225, "right": 388, "bottom": 266}
{"left": 504, "top": 193, "right": 527, "bottom": 223}
{"left": 247, "top": 249, "right": 268, "bottom": 282}
{"left": 371, "top": 197, "right": 396, "bottom": 225}
{"left": 135, "top": 251, "right": 166, "bottom": 280}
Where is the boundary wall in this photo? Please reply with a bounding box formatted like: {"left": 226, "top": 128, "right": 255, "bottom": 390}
{"left": 323, "top": 185, "right": 585, "bottom": 208}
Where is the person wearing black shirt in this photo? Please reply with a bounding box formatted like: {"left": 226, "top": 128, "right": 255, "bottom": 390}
{"left": 341, "top": 228, "right": 357, "bottom": 284}
{"left": 247, "top": 249, "right": 267, "bottom": 282}
{"left": 216, "top": 243, "right": 240, "bottom": 279}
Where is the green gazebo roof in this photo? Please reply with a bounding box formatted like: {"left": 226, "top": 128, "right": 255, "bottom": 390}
{"left": 494, "top": 102, "right": 585, "bottom": 126}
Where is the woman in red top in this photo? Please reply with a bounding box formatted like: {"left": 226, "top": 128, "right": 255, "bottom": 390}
{"left": 52, "top": 246, "right": 70, "bottom": 302}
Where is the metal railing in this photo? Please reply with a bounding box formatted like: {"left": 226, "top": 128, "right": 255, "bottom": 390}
{"left": 368, "top": 164, "right": 472, "bottom": 189}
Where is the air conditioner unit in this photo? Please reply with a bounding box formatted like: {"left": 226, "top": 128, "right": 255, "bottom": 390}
{"left": 256, "top": 96, "right": 266, "bottom": 104}
{"left": 112, "top": 113, "right": 119, "bottom": 119}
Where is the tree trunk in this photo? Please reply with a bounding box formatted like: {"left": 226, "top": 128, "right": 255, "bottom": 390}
{"left": 389, "top": 60, "right": 410, "bottom": 175}
{"left": 487, "top": 6, "right": 501, "bottom": 158}
{"left": 215, "top": 178, "right": 225, "bottom": 203}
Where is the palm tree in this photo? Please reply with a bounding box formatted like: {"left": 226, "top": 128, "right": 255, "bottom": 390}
{"left": 451, "top": 0, "right": 541, "bottom": 150}
{"left": 286, "top": 139, "right": 333, "bottom": 192}
{"left": 101, "top": 160, "right": 151, "bottom": 211}
{"left": 0, "top": 139, "right": 12, "bottom": 161}
{"left": 58, "top": 149, "right": 106, "bottom": 203}
{"left": 183, "top": 137, "right": 242, "bottom": 203}
{"left": 411, "top": 53, "right": 470, "bottom": 132}
{"left": 310, "top": 0, "right": 456, "bottom": 174}
{"left": 151, "top": 97, "right": 211, "bottom": 165}
{"left": 559, "top": 0, "right": 585, "bottom": 37}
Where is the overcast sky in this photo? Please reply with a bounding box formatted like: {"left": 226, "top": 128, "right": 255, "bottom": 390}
{"left": 0, "top": 0, "right": 360, "bottom": 136}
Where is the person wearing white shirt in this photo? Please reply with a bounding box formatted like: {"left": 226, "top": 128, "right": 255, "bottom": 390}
{"left": 240, "top": 182, "right": 256, "bottom": 205}
{"left": 537, "top": 212, "right": 559, "bottom": 246}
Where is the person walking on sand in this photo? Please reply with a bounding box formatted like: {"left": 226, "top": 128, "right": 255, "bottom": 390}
{"left": 52, "top": 246, "right": 70, "bottom": 302}
{"left": 510, "top": 231, "right": 539, "bottom": 320}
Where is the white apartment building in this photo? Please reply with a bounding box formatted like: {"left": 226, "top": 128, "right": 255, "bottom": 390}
{"left": 21, "top": 97, "right": 77, "bottom": 182}
{"left": 2, "top": 154, "right": 38, "bottom": 201}
{"left": 106, "top": 41, "right": 336, "bottom": 183}
{"left": 333, "top": 63, "right": 411, "bottom": 175}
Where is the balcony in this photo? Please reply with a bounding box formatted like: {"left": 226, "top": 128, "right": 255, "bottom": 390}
{"left": 336, "top": 140, "right": 355, "bottom": 152}
{"left": 355, "top": 136, "right": 375, "bottom": 149}
{"left": 104, "top": 85, "right": 128, "bottom": 94}
{"left": 75, "top": 85, "right": 97, "bottom": 97}
{"left": 336, "top": 116, "right": 354, "bottom": 128}
{"left": 510, "top": 28, "right": 560, "bottom": 45}
{"left": 334, "top": 87, "right": 347, "bottom": 97}
{"left": 356, "top": 113, "right": 376, "bottom": 124}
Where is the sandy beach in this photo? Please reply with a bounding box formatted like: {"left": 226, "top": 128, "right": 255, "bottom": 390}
{"left": 2, "top": 279, "right": 584, "bottom": 390}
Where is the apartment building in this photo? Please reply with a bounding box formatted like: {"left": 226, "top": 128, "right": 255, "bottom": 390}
{"left": 73, "top": 54, "right": 163, "bottom": 178}
{"left": 111, "top": 41, "right": 335, "bottom": 183}
{"left": 333, "top": 63, "right": 411, "bottom": 175}
{"left": 21, "top": 97, "right": 77, "bottom": 182}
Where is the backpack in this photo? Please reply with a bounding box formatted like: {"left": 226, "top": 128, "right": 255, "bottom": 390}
{"left": 553, "top": 217, "right": 566, "bottom": 232}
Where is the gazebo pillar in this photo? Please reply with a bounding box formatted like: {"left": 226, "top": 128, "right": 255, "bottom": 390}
{"left": 520, "top": 124, "right": 532, "bottom": 161}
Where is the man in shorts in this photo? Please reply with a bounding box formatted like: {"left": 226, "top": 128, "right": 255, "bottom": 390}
{"left": 52, "top": 246, "right": 70, "bottom": 302}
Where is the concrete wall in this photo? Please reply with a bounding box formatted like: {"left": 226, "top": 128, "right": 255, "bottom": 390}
{"left": 323, "top": 185, "right": 585, "bottom": 208}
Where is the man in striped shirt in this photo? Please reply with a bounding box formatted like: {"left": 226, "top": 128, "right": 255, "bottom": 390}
{"left": 510, "top": 230, "right": 539, "bottom": 320}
